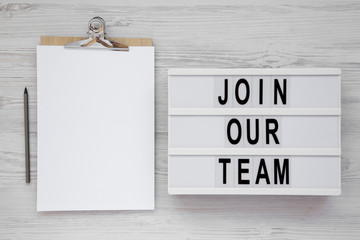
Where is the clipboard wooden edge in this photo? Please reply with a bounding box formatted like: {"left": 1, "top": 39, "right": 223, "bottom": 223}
{"left": 40, "top": 36, "right": 152, "bottom": 47}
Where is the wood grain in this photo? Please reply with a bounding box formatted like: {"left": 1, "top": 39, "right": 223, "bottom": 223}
{"left": 1, "top": 0, "right": 360, "bottom": 239}
{"left": 40, "top": 36, "right": 152, "bottom": 46}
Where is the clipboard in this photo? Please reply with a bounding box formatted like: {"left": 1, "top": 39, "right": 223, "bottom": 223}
{"left": 41, "top": 16, "right": 152, "bottom": 48}
{"left": 40, "top": 36, "right": 152, "bottom": 48}
{"left": 36, "top": 17, "right": 155, "bottom": 211}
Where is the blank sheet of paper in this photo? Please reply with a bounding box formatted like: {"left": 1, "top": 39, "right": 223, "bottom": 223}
{"left": 37, "top": 46, "right": 154, "bottom": 211}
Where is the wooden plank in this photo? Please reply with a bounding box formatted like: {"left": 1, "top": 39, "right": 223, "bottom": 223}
{"left": 40, "top": 36, "right": 152, "bottom": 46}
{"left": 1, "top": 0, "right": 360, "bottom": 239}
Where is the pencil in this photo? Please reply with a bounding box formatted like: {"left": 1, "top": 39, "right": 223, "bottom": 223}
{"left": 24, "top": 87, "right": 30, "bottom": 183}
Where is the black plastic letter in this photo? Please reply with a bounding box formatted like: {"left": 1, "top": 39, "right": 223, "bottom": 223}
{"left": 227, "top": 118, "right": 242, "bottom": 145}
{"left": 246, "top": 118, "right": 259, "bottom": 145}
{"left": 274, "top": 78, "right": 287, "bottom": 105}
{"left": 235, "top": 78, "right": 250, "bottom": 105}
{"left": 238, "top": 159, "right": 250, "bottom": 185}
{"left": 255, "top": 158, "right": 270, "bottom": 184}
{"left": 219, "top": 158, "right": 231, "bottom": 184}
{"left": 259, "top": 78, "right": 263, "bottom": 105}
{"left": 266, "top": 119, "right": 280, "bottom": 144}
{"left": 274, "top": 158, "right": 289, "bottom": 185}
{"left": 218, "top": 79, "right": 228, "bottom": 105}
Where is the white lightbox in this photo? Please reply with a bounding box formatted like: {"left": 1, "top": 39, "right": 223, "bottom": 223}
{"left": 168, "top": 68, "right": 341, "bottom": 196}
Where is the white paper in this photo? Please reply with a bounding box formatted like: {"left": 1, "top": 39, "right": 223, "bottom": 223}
{"left": 37, "top": 46, "right": 154, "bottom": 211}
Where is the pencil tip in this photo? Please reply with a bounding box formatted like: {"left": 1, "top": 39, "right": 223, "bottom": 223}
{"left": 24, "top": 87, "right": 28, "bottom": 94}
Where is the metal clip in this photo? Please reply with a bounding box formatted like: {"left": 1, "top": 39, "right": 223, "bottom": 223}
{"left": 65, "top": 17, "right": 129, "bottom": 51}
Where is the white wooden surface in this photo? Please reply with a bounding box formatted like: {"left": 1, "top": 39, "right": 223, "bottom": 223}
{"left": 0, "top": 0, "right": 359, "bottom": 239}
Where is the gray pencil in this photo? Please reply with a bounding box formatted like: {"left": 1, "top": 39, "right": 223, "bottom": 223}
{"left": 24, "top": 87, "right": 30, "bottom": 183}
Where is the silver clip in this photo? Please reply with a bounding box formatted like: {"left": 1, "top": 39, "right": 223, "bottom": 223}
{"left": 65, "top": 17, "right": 129, "bottom": 51}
